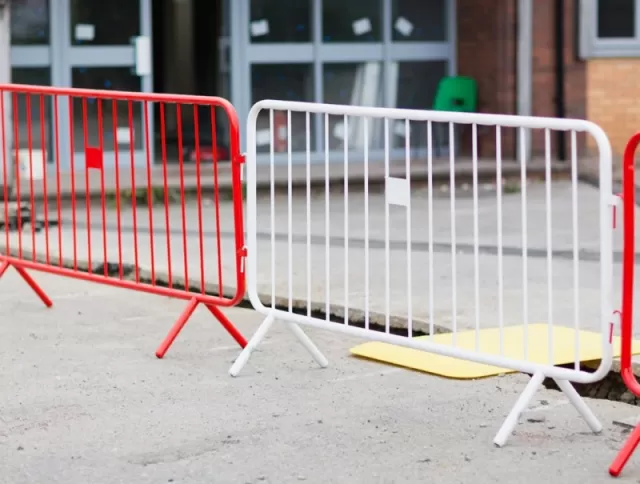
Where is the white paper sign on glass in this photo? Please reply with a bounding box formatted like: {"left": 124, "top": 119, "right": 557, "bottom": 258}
{"left": 251, "top": 19, "right": 270, "bottom": 37}
{"left": 352, "top": 17, "right": 372, "bottom": 36}
{"left": 74, "top": 24, "right": 95, "bottom": 41}
{"left": 394, "top": 16, "right": 414, "bottom": 37}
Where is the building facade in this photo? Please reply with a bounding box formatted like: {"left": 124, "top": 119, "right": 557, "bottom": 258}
{"left": 5, "top": 0, "right": 632, "bottom": 168}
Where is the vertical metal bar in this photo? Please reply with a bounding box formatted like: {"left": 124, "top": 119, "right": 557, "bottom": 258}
{"left": 520, "top": 127, "right": 529, "bottom": 361}
{"left": 571, "top": 130, "right": 580, "bottom": 369}
{"left": 449, "top": 122, "right": 457, "bottom": 345}
{"left": 160, "top": 102, "right": 172, "bottom": 287}
{"left": 384, "top": 118, "right": 390, "bottom": 334}
{"left": 144, "top": 100, "right": 156, "bottom": 284}
{"left": 270, "top": 109, "right": 276, "bottom": 310}
{"left": 427, "top": 120, "right": 435, "bottom": 340}
{"left": 496, "top": 126, "right": 505, "bottom": 356}
{"left": 26, "top": 94, "right": 36, "bottom": 261}
{"left": 364, "top": 117, "right": 370, "bottom": 330}
{"left": 287, "top": 110, "right": 293, "bottom": 312}
{"left": 472, "top": 123, "right": 480, "bottom": 350}
{"left": 545, "top": 128, "right": 554, "bottom": 364}
{"left": 97, "top": 99, "right": 108, "bottom": 276}
{"left": 129, "top": 101, "right": 140, "bottom": 283}
{"left": 405, "top": 118, "right": 413, "bottom": 337}
{"left": 343, "top": 114, "right": 350, "bottom": 325}
{"left": 39, "top": 95, "right": 50, "bottom": 265}
{"left": 324, "top": 112, "right": 330, "bottom": 321}
{"left": 306, "top": 110, "right": 312, "bottom": 317}
{"left": 192, "top": 105, "right": 204, "bottom": 293}
{"left": 81, "top": 97, "right": 92, "bottom": 273}
{"left": 112, "top": 100, "right": 124, "bottom": 279}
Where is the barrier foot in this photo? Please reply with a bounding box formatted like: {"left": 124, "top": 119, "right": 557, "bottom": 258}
{"left": 229, "top": 314, "right": 275, "bottom": 377}
{"left": 155, "top": 297, "right": 247, "bottom": 359}
{"left": 494, "top": 371, "right": 544, "bottom": 447}
{"left": 554, "top": 378, "right": 602, "bottom": 433}
{"left": 229, "top": 315, "right": 329, "bottom": 377}
{"left": 610, "top": 424, "right": 640, "bottom": 477}
{"left": 0, "top": 260, "right": 53, "bottom": 308}
{"left": 285, "top": 323, "right": 329, "bottom": 368}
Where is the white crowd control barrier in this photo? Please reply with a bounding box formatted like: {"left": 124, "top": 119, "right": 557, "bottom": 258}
{"left": 232, "top": 100, "right": 616, "bottom": 448}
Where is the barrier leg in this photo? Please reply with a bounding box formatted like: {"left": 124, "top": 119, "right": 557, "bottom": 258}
{"left": 494, "top": 371, "right": 544, "bottom": 447}
{"left": 206, "top": 304, "right": 248, "bottom": 348}
{"left": 156, "top": 297, "right": 199, "bottom": 358}
{"left": 229, "top": 314, "right": 275, "bottom": 377}
{"left": 0, "top": 260, "right": 52, "bottom": 308}
{"left": 229, "top": 315, "right": 329, "bottom": 377}
{"left": 285, "top": 323, "right": 329, "bottom": 369}
{"left": 554, "top": 378, "right": 602, "bottom": 433}
{"left": 610, "top": 424, "right": 640, "bottom": 477}
{"left": 156, "top": 297, "right": 248, "bottom": 359}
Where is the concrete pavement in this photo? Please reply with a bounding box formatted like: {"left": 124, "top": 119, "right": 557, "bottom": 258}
{"left": 1, "top": 269, "right": 639, "bottom": 483}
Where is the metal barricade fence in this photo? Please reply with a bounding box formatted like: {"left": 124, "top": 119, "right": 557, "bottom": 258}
{"left": 609, "top": 132, "right": 639, "bottom": 478}
{"left": 232, "top": 99, "right": 617, "bottom": 447}
{"left": 0, "top": 83, "right": 247, "bottom": 357}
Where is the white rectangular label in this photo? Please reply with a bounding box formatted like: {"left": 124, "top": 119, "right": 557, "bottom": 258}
{"left": 251, "top": 19, "right": 270, "bottom": 37}
{"left": 116, "top": 127, "right": 133, "bottom": 145}
{"left": 386, "top": 176, "right": 410, "bottom": 207}
{"left": 134, "top": 36, "right": 152, "bottom": 76}
{"left": 352, "top": 17, "right": 372, "bottom": 36}
{"left": 394, "top": 16, "right": 414, "bottom": 37}
{"left": 333, "top": 122, "right": 345, "bottom": 140}
{"left": 394, "top": 121, "right": 410, "bottom": 138}
{"left": 74, "top": 24, "right": 95, "bottom": 41}
{"left": 255, "top": 129, "right": 272, "bottom": 146}
{"left": 17, "top": 149, "right": 45, "bottom": 180}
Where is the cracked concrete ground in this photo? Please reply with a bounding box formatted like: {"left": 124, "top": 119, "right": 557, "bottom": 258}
{"left": 2, "top": 270, "right": 640, "bottom": 483}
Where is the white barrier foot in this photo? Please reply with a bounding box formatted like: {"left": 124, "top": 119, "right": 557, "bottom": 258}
{"left": 229, "top": 315, "right": 329, "bottom": 377}
{"left": 285, "top": 323, "right": 329, "bottom": 368}
{"left": 229, "top": 314, "right": 275, "bottom": 377}
{"left": 554, "top": 378, "right": 602, "bottom": 433}
{"left": 493, "top": 371, "right": 544, "bottom": 448}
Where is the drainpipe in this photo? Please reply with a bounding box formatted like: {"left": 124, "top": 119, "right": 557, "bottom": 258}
{"left": 554, "top": 0, "right": 567, "bottom": 160}
{"left": 517, "top": 0, "right": 533, "bottom": 160}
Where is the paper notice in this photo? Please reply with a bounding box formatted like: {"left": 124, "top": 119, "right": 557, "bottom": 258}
{"left": 17, "top": 149, "right": 45, "bottom": 180}
{"left": 256, "top": 129, "right": 272, "bottom": 146}
{"left": 251, "top": 19, "right": 270, "bottom": 37}
{"left": 394, "top": 16, "right": 414, "bottom": 37}
{"left": 74, "top": 24, "right": 95, "bottom": 41}
{"left": 394, "top": 121, "right": 409, "bottom": 138}
{"left": 116, "top": 126, "right": 133, "bottom": 145}
{"left": 386, "top": 176, "right": 410, "bottom": 207}
{"left": 333, "top": 122, "right": 345, "bottom": 140}
{"left": 352, "top": 17, "right": 372, "bottom": 36}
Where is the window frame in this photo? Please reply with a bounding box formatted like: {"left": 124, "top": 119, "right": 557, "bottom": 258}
{"left": 581, "top": 0, "right": 640, "bottom": 58}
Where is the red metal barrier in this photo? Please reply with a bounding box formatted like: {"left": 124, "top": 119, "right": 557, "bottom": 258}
{"left": 610, "top": 132, "right": 640, "bottom": 477}
{"left": 0, "top": 83, "right": 247, "bottom": 358}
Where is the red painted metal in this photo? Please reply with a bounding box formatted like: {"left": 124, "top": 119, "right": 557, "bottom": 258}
{"left": 0, "top": 83, "right": 247, "bottom": 357}
{"left": 610, "top": 132, "right": 640, "bottom": 477}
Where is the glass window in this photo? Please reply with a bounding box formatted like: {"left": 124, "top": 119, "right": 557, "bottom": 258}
{"left": 10, "top": 68, "right": 52, "bottom": 154}
{"left": 70, "top": 0, "right": 140, "bottom": 46}
{"left": 71, "top": 67, "right": 144, "bottom": 152}
{"left": 597, "top": 0, "right": 635, "bottom": 39}
{"left": 322, "top": 62, "right": 384, "bottom": 151}
{"left": 391, "top": 0, "right": 447, "bottom": 42}
{"left": 391, "top": 61, "right": 448, "bottom": 149}
{"left": 11, "top": 0, "right": 50, "bottom": 45}
{"left": 251, "top": 63, "right": 314, "bottom": 153}
{"left": 322, "top": 0, "right": 382, "bottom": 43}
{"left": 249, "top": 0, "right": 312, "bottom": 43}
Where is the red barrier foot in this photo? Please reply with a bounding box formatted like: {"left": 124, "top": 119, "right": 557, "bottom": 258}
{"left": 0, "top": 260, "right": 53, "bottom": 307}
{"left": 155, "top": 297, "right": 247, "bottom": 359}
{"left": 610, "top": 424, "right": 640, "bottom": 477}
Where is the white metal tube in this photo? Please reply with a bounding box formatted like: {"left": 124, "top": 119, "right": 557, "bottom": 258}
{"left": 384, "top": 118, "right": 391, "bottom": 333}
{"left": 269, "top": 109, "right": 276, "bottom": 310}
{"left": 570, "top": 130, "right": 580, "bottom": 370}
{"left": 545, "top": 128, "right": 553, "bottom": 365}
{"left": 428, "top": 121, "right": 435, "bottom": 340}
{"left": 519, "top": 127, "right": 529, "bottom": 361}
{"left": 364, "top": 117, "right": 370, "bottom": 330}
{"left": 405, "top": 118, "right": 413, "bottom": 337}
{"left": 325, "top": 113, "right": 330, "bottom": 321}
{"left": 306, "top": 111, "right": 312, "bottom": 317}
{"left": 449, "top": 122, "right": 457, "bottom": 345}
{"left": 287, "top": 110, "right": 293, "bottom": 312}
{"left": 496, "top": 126, "right": 504, "bottom": 355}
{"left": 344, "top": 115, "right": 350, "bottom": 325}
{"left": 472, "top": 123, "right": 480, "bottom": 350}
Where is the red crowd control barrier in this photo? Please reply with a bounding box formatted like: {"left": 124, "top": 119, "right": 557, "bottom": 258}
{"left": 0, "top": 83, "right": 247, "bottom": 357}
{"left": 610, "top": 132, "right": 639, "bottom": 477}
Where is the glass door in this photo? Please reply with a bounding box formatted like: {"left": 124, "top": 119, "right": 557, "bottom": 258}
{"left": 62, "top": 0, "right": 153, "bottom": 169}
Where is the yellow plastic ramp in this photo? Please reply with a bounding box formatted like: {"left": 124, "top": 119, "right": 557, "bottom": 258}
{"left": 350, "top": 324, "right": 640, "bottom": 380}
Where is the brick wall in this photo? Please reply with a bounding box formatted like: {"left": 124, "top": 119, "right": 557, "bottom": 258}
{"left": 586, "top": 59, "right": 640, "bottom": 161}
{"left": 457, "top": 0, "right": 586, "bottom": 160}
